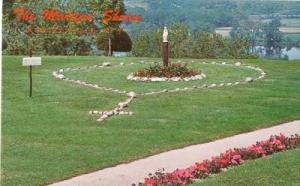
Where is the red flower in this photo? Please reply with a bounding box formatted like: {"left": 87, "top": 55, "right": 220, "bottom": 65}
{"left": 144, "top": 178, "right": 158, "bottom": 186}
{"left": 139, "top": 134, "right": 300, "bottom": 186}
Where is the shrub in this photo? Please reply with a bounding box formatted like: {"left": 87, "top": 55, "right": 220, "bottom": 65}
{"left": 133, "top": 63, "right": 200, "bottom": 78}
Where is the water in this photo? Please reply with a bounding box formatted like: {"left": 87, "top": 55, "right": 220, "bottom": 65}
{"left": 254, "top": 46, "right": 300, "bottom": 60}
{"left": 282, "top": 47, "right": 300, "bottom": 60}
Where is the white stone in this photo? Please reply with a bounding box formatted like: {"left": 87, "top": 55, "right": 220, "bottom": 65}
{"left": 125, "top": 98, "right": 133, "bottom": 103}
{"left": 150, "top": 77, "right": 164, "bottom": 82}
{"left": 89, "top": 111, "right": 93, "bottom": 115}
{"left": 97, "top": 118, "right": 104, "bottom": 122}
{"left": 183, "top": 77, "right": 190, "bottom": 81}
{"left": 119, "top": 111, "right": 129, "bottom": 115}
{"left": 209, "top": 84, "right": 217, "bottom": 88}
{"left": 103, "top": 62, "right": 111, "bottom": 67}
{"left": 56, "top": 74, "right": 64, "bottom": 79}
{"left": 227, "top": 83, "right": 232, "bottom": 86}
{"left": 235, "top": 62, "right": 241, "bottom": 66}
{"left": 245, "top": 77, "right": 254, "bottom": 82}
{"left": 161, "top": 77, "right": 168, "bottom": 81}
{"left": 102, "top": 114, "right": 109, "bottom": 119}
{"left": 132, "top": 77, "right": 140, "bottom": 81}
{"left": 127, "top": 91, "right": 137, "bottom": 98}
{"left": 171, "top": 77, "right": 181, "bottom": 82}
{"left": 141, "top": 77, "right": 148, "bottom": 81}
{"left": 93, "top": 111, "right": 99, "bottom": 114}
{"left": 195, "top": 75, "right": 203, "bottom": 79}
{"left": 106, "top": 111, "right": 114, "bottom": 116}
{"left": 127, "top": 74, "right": 134, "bottom": 80}
{"left": 190, "top": 76, "right": 196, "bottom": 80}
{"left": 118, "top": 102, "right": 128, "bottom": 108}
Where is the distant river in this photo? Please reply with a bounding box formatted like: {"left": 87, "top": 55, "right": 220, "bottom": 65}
{"left": 282, "top": 47, "right": 300, "bottom": 60}
{"left": 254, "top": 46, "right": 300, "bottom": 60}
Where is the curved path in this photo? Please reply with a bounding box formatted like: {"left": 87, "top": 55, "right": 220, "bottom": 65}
{"left": 49, "top": 120, "right": 300, "bottom": 186}
{"left": 52, "top": 61, "right": 266, "bottom": 122}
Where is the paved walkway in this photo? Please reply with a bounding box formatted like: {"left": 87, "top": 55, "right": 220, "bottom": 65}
{"left": 49, "top": 120, "right": 300, "bottom": 186}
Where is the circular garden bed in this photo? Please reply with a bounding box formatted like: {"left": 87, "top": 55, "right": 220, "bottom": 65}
{"left": 127, "top": 62, "right": 206, "bottom": 82}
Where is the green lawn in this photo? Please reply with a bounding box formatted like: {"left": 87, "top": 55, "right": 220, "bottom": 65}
{"left": 64, "top": 61, "right": 258, "bottom": 94}
{"left": 2, "top": 56, "right": 300, "bottom": 186}
{"left": 192, "top": 148, "right": 300, "bottom": 186}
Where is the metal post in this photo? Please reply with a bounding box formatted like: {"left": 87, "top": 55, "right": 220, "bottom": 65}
{"left": 29, "top": 65, "right": 32, "bottom": 97}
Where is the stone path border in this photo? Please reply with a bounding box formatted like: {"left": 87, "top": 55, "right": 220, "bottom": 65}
{"left": 52, "top": 61, "right": 266, "bottom": 122}
{"left": 49, "top": 120, "right": 300, "bottom": 186}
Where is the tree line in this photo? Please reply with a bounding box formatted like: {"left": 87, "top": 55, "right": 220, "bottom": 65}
{"left": 132, "top": 23, "right": 253, "bottom": 59}
{"left": 124, "top": 0, "right": 300, "bottom": 37}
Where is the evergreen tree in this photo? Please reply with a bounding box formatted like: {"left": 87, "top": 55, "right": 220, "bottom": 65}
{"left": 89, "top": 0, "right": 126, "bottom": 56}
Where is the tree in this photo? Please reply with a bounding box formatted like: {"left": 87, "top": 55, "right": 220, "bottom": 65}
{"left": 89, "top": 0, "right": 125, "bottom": 56}
{"left": 96, "top": 30, "right": 132, "bottom": 54}
{"left": 231, "top": 19, "right": 263, "bottom": 53}
{"left": 132, "top": 30, "right": 161, "bottom": 57}
{"left": 132, "top": 22, "right": 252, "bottom": 59}
{"left": 262, "top": 17, "right": 282, "bottom": 56}
{"left": 169, "top": 23, "right": 193, "bottom": 58}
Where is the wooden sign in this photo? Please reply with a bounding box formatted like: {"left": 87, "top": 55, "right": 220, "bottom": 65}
{"left": 22, "top": 56, "right": 42, "bottom": 97}
{"left": 22, "top": 57, "right": 42, "bottom": 66}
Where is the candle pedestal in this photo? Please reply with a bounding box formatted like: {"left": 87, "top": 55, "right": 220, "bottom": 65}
{"left": 162, "top": 42, "right": 169, "bottom": 67}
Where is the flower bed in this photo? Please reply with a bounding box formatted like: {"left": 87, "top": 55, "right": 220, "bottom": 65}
{"left": 128, "top": 63, "right": 205, "bottom": 82}
{"left": 138, "top": 134, "right": 300, "bottom": 186}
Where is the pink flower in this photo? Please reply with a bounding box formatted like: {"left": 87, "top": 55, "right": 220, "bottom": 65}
{"left": 140, "top": 134, "right": 300, "bottom": 186}
{"left": 144, "top": 178, "right": 158, "bottom": 186}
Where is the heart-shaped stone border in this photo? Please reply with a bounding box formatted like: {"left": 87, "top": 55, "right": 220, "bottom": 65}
{"left": 53, "top": 61, "right": 266, "bottom": 123}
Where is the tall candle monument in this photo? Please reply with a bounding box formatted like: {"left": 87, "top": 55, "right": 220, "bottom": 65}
{"left": 162, "top": 27, "right": 169, "bottom": 67}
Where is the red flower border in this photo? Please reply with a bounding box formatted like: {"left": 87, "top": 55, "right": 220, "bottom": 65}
{"left": 138, "top": 134, "right": 300, "bottom": 186}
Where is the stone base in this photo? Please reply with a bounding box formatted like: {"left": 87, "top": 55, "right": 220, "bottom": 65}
{"left": 127, "top": 73, "right": 207, "bottom": 82}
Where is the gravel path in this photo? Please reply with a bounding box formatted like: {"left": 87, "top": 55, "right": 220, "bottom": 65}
{"left": 49, "top": 120, "right": 300, "bottom": 186}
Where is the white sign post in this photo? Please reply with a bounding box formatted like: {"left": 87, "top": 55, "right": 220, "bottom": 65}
{"left": 22, "top": 57, "right": 42, "bottom": 97}
{"left": 22, "top": 57, "right": 42, "bottom": 66}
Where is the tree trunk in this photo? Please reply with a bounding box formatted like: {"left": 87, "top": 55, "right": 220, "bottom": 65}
{"left": 108, "top": 36, "right": 112, "bottom": 56}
